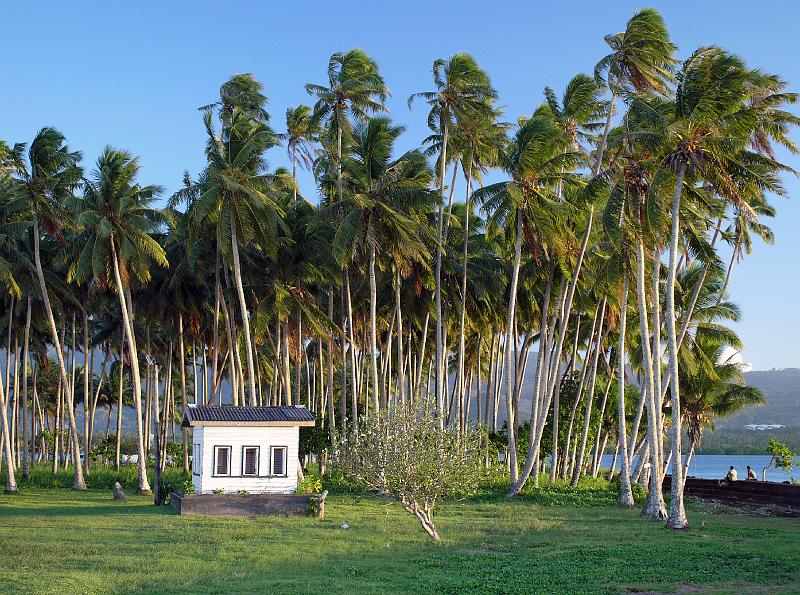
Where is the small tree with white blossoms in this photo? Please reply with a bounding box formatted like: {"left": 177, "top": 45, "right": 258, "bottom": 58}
{"left": 334, "top": 401, "right": 483, "bottom": 541}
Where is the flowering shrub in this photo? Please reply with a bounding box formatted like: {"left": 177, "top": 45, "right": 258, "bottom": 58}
{"left": 333, "top": 401, "right": 483, "bottom": 541}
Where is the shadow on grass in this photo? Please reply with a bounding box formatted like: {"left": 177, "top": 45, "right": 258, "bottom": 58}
{"left": 0, "top": 497, "right": 178, "bottom": 518}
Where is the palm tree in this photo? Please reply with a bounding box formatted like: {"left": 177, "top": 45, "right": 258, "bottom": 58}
{"left": 657, "top": 47, "right": 792, "bottom": 528}
{"left": 475, "top": 109, "right": 580, "bottom": 486}
{"left": 594, "top": 8, "right": 677, "bottom": 170}
{"left": 306, "top": 49, "right": 389, "bottom": 212}
{"left": 452, "top": 103, "right": 505, "bottom": 418}
{"left": 68, "top": 147, "right": 167, "bottom": 493}
{"left": 307, "top": 50, "right": 389, "bottom": 423}
{"left": 332, "top": 117, "right": 435, "bottom": 411}
{"left": 279, "top": 105, "right": 320, "bottom": 203}
{"left": 12, "top": 128, "right": 86, "bottom": 490}
{"left": 679, "top": 336, "right": 763, "bottom": 474}
{"left": 183, "top": 93, "right": 281, "bottom": 406}
{"left": 409, "top": 53, "right": 496, "bottom": 423}
{"left": 542, "top": 73, "right": 607, "bottom": 484}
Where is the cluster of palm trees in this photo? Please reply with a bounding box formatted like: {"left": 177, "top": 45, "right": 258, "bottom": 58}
{"left": 0, "top": 9, "right": 795, "bottom": 529}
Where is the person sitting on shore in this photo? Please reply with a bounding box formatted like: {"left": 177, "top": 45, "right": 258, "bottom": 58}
{"left": 725, "top": 465, "right": 738, "bottom": 482}
{"left": 746, "top": 465, "right": 758, "bottom": 481}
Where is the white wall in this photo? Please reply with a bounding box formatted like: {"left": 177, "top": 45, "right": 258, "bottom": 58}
{"left": 191, "top": 425, "right": 300, "bottom": 495}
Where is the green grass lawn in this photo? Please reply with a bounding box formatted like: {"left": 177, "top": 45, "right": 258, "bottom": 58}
{"left": 0, "top": 488, "right": 798, "bottom": 594}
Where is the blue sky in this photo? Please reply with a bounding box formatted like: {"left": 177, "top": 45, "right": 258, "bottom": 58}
{"left": 5, "top": 1, "right": 799, "bottom": 369}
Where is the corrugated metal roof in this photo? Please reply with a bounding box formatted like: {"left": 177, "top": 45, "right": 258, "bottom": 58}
{"left": 183, "top": 405, "right": 315, "bottom": 426}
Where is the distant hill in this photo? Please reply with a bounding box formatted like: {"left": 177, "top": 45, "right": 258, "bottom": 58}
{"left": 721, "top": 368, "right": 800, "bottom": 427}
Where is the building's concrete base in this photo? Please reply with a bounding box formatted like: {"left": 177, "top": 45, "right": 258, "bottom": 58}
{"left": 171, "top": 492, "right": 310, "bottom": 516}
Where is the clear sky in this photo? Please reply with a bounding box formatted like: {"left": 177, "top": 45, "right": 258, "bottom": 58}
{"left": 4, "top": 1, "right": 799, "bottom": 370}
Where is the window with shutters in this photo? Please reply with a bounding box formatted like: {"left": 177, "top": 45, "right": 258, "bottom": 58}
{"left": 192, "top": 443, "right": 201, "bottom": 476}
{"left": 271, "top": 446, "right": 287, "bottom": 476}
{"left": 214, "top": 445, "right": 231, "bottom": 476}
{"left": 242, "top": 446, "right": 259, "bottom": 476}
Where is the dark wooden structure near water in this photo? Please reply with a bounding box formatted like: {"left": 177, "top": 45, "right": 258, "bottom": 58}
{"left": 664, "top": 476, "right": 800, "bottom": 515}
{"left": 171, "top": 492, "right": 311, "bottom": 516}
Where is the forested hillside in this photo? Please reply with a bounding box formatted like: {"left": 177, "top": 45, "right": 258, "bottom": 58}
{"left": 726, "top": 368, "right": 800, "bottom": 426}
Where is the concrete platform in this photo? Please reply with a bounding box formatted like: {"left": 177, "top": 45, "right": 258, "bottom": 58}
{"left": 171, "top": 492, "right": 311, "bottom": 516}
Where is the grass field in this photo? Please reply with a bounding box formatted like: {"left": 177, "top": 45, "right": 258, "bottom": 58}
{"left": 0, "top": 487, "right": 798, "bottom": 594}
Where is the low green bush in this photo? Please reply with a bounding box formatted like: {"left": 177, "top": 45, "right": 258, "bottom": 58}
{"left": 1, "top": 463, "right": 190, "bottom": 493}
{"left": 297, "top": 473, "right": 322, "bottom": 495}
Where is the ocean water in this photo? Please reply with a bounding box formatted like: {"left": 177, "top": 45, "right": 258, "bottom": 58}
{"left": 600, "top": 454, "right": 799, "bottom": 483}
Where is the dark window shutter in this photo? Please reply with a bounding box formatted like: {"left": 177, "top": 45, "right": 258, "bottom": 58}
{"left": 244, "top": 448, "right": 258, "bottom": 475}
{"left": 273, "top": 448, "right": 285, "bottom": 476}
{"left": 216, "top": 447, "right": 229, "bottom": 475}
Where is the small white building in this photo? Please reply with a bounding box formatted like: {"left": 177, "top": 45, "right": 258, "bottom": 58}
{"left": 182, "top": 405, "right": 315, "bottom": 495}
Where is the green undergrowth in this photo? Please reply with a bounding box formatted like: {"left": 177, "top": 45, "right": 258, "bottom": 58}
{"left": 323, "top": 465, "right": 642, "bottom": 508}
{"left": 1, "top": 463, "right": 188, "bottom": 492}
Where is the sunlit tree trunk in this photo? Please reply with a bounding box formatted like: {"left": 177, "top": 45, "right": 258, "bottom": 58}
{"left": 571, "top": 300, "right": 607, "bottom": 487}
{"left": 368, "top": 245, "right": 380, "bottom": 412}
{"left": 115, "top": 338, "right": 123, "bottom": 471}
{"left": 637, "top": 242, "right": 668, "bottom": 519}
{"left": 434, "top": 119, "right": 449, "bottom": 427}
{"left": 0, "top": 343, "right": 18, "bottom": 492}
{"left": 229, "top": 220, "right": 258, "bottom": 406}
{"left": 326, "top": 288, "right": 335, "bottom": 438}
{"left": 504, "top": 213, "right": 523, "bottom": 484}
{"left": 455, "top": 171, "right": 472, "bottom": 410}
{"left": 178, "top": 314, "right": 189, "bottom": 473}
{"left": 395, "top": 267, "right": 405, "bottom": 404}
{"left": 109, "top": 236, "right": 149, "bottom": 493}
{"left": 82, "top": 299, "right": 90, "bottom": 474}
{"left": 618, "top": 271, "right": 635, "bottom": 508}
{"left": 665, "top": 164, "right": 689, "bottom": 529}
{"left": 32, "top": 219, "right": 85, "bottom": 490}
{"left": 345, "top": 271, "right": 358, "bottom": 425}
{"left": 21, "top": 297, "right": 31, "bottom": 480}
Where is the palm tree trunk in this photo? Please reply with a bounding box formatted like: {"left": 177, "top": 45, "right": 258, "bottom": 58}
{"left": 109, "top": 236, "right": 150, "bottom": 493}
{"left": 591, "top": 377, "right": 613, "bottom": 476}
{"left": 281, "top": 319, "right": 292, "bottom": 405}
{"left": 326, "top": 288, "right": 335, "bottom": 438}
{"left": 594, "top": 90, "right": 616, "bottom": 175}
{"left": 211, "top": 248, "right": 221, "bottom": 400}
{"left": 455, "top": 171, "right": 472, "bottom": 411}
{"left": 218, "top": 276, "right": 238, "bottom": 406}
{"left": 0, "top": 344, "right": 18, "bottom": 492}
{"left": 229, "top": 220, "right": 258, "bottom": 406}
{"left": 683, "top": 441, "right": 697, "bottom": 477}
{"left": 665, "top": 164, "right": 689, "bottom": 529}
{"left": 178, "top": 314, "right": 189, "bottom": 473}
{"left": 571, "top": 300, "right": 607, "bottom": 487}
{"left": 636, "top": 241, "right": 668, "bottom": 520}
{"left": 561, "top": 312, "right": 599, "bottom": 480}
{"left": 716, "top": 249, "right": 736, "bottom": 306}
{"left": 395, "top": 266, "right": 405, "bottom": 404}
{"left": 144, "top": 337, "right": 152, "bottom": 456}
{"left": 651, "top": 257, "right": 664, "bottom": 469}
{"left": 344, "top": 271, "right": 358, "bottom": 424}
{"left": 32, "top": 219, "right": 85, "bottom": 489}
{"left": 368, "top": 245, "right": 380, "bottom": 412}
{"left": 522, "top": 204, "right": 595, "bottom": 491}
{"left": 90, "top": 350, "right": 109, "bottom": 455}
{"left": 292, "top": 144, "right": 298, "bottom": 204}
{"left": 115, "top": 338, "right": 123, "bottom": 471}
{"left": 78, "top": 302, "right": 89, "bottom": 475}
{"left": 21, "top": 296, "right": 31, "bottom": 480}
{"left": 618, "top": 270, "right": 635, "bottom": 508}
{"left": 504, "top": 213, "right": 523, "bottom": 484}
{"left": 414, "top": 312, "right": 430, "bottom": 399}
{"left": 434, "top": 119, "right": 449, "bottom": 426}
